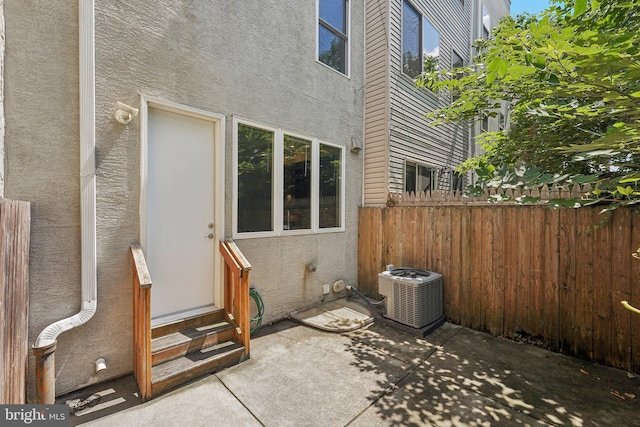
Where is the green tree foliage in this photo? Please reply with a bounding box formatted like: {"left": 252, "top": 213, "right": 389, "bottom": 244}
{"left": 417, "top": 0, "right": 640, "bottom": 210}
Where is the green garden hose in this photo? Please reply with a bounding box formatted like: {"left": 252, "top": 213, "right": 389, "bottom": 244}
{"left": 250, "top": 287, "right": 265, "bottom": 335}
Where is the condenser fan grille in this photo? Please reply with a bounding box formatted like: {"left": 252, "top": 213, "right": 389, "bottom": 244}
{"left": 392, "top": 278, "right": 442, "bottom": 328}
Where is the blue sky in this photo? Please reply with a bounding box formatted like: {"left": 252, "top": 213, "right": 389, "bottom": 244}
{"left": 511, "top": 0, "right": 552, "bottom": 16}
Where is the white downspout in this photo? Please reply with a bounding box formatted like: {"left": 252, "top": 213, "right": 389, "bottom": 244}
{"left": 33, "top": 0, "right": 96, "bottom": 403}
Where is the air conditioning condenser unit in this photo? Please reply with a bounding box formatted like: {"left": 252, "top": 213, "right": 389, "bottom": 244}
{"left": 378, "top": 267, "right": 443, "bottom": 329}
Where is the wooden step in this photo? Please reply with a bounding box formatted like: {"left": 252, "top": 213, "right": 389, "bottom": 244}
{"left": 151, "top": 341, "right": 246, "bottom": 397}
{"left": 151, "top": 321, "right": 235, "bottom": 365}
{"left": 152, "top": 308, "right": 226, "bottom": 339}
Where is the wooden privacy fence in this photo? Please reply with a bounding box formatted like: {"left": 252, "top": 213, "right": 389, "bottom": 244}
{"left": 0, "top": 198, "right": 31, "bottom": 404}
{"left": 359, "top": 198, "right": 640, "bottom": 372}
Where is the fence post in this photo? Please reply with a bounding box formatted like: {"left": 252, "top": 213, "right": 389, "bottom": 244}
{"left": 0, "top": 199, "right": 31, "bottom": 404}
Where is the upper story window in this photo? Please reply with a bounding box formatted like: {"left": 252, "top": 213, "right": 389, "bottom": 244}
{"left": 402, "top": 2, "right": 421, "bottom": 77}
{"left": 480, "top": 112, "right": 489, "bottom": 133}
{"left": 405, "top": 162, "right": 436, "bottom": 193}
{"left": 318, "top": 0, "right": 349, "bottom": 75}
{"left": 234, "top": 118, "right": 345, "bottom": 237}
{"left": 482, "top": 4, "right": 490, "bottom": 39}
{"left": 451, "top": 49, "right": 464, "bottom": 101}
{"left": 402, "top": 1, "right": 440, "bottom": 78}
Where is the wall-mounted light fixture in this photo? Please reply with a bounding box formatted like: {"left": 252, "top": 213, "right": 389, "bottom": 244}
{"left": 114, "top": 101, "right": 139, "bottom": 125}
{"left": 351, "top": 136, "right": 362, "bottom": 153}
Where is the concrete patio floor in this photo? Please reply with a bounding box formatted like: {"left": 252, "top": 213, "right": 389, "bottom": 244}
{"left": 63, "top": 319, "right": 640, "bottom": 426}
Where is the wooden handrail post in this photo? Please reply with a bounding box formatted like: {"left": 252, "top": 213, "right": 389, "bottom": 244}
{"left": 131, "top": 245, "right": 152, "bottom": 401}
{"left": 219, "top": 239, "right": 252, "bottom": 355}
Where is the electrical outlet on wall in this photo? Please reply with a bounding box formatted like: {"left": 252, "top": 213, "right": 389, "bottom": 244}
{"left": 322, "top": 284, "right": 330, "bottom": 295}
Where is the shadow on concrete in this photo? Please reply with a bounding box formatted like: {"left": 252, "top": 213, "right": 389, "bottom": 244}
{"left": 57, "top": 375, "right": 142, "bottom": 426}
{"left": 343, "top": 324, "right": 640, "bottom": 426}
{"left": 59, "top": 319, "right": 297, "bottom": 426}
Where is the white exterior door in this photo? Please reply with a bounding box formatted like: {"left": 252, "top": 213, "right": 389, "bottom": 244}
{"left": 147, "top": 107, "right": 216, "bottom": 319}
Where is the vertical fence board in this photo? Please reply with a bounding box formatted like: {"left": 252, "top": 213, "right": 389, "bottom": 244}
{"left": 530, "top": 207, "right": 546, "bottom": 337}
{"left": 470, "top": 208, "right": 484, "bottom": 330}
{"left": 435, "top": 208, "right": 452, "bottom": 318}
{"left": 503, "top": 207, "right": 519, "bottom": 337}
{"left": 611, "top": 208, "right": 631, "bottom": 369}
{"left": 559, "top": 208, "right": 577, "bottom": 354}
{"left": 424, "top": 207, "right": 434, "bottom": 270}
{"left": 489, "top": 207, "right": 505, "bottom": 335}
{"left": 358, "top": 208, "right": 383, "bottom": 296}
{"left": 416, "top": 208, "right": 427, "bottom": 268}
{"left": 543, "top": 209, "right": 560, "bottom": 350}
{"left": 433, "top": 208, "right": 445, "bottom": 277}
{"left": 592, "top": 209, "right": 612, "bottom": 365}
{"left": 0, "top": 199, "right": 31, "bottom": 404}
{"left": 402, "top": 208, "right": 417, "bottom": 267}
{"left": 448, "top": 208, "right": 462, "bottom": 324}
{"left": 460, "top": 208, "right": 473, "bottom": 328}
{"left": 574, "top": 208, "right": 594, "bottom": 360}
{"left": 479, "top": 207, "right": 490, "bottom": 333}
{"left": 383, "top": 208, "right": 399, "bottom": 269}
{"left": 516, "top": 208, "right": 531, "bottom": 334}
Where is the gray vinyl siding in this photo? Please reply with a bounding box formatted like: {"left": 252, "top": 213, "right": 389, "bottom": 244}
{"left": 388, "top": 0, "right": 472, "bottom": 194}
{"left": 363, "top": 0, "right": 509, "bottom": 201}
{"left": 364, "top": 0, "right": 391, "bottom": 206}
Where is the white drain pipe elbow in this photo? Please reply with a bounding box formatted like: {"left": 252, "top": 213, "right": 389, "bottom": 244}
{"left": 34, "top": 301, "right": 97, "bottom": 348}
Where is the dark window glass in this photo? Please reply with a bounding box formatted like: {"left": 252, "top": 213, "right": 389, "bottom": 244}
{"left": 405, "top": 163, "right": 417, "bottom": 193}
{"left": 402, "top": 1, "right": 421, "bottom": 77}
{"left": 452, "top": 50, "right": 464, "bottom": 101}
{"left": 481, "top": 112, "right": 489, "bottom": 132}
{"left": 319, "top": 26, "right": 346, "bottom": 73}
{"left": 237, "top": 124, "right": 274, "bottom": 233}
{"left": 417, "top": 165, "right": 434, "bottom": 192}
{"left": 283, "top": 135, "right": 312, "bottom": 230}
{"left": 319, "top": 144, "right": 342, "bottom": 228}
{"left": 452, "top": 50, "right": 464, "bottom": 69}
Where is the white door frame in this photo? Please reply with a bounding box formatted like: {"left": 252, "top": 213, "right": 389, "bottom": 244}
{"left": 139, "top": 94, "right": 226, "bottom": 308}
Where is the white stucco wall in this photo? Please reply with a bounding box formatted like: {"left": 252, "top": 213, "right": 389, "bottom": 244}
{"left": 5, "top": 1, "right": 364, "bottom": 398}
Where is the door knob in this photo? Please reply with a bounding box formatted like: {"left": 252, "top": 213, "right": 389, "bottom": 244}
{"left": 205, "top": 233, "right": 214, "bottom": 239}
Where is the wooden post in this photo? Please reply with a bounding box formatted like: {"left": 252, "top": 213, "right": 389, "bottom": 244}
{"left": 131, "top": 245, "right": 152, "bottom": 401}
{"left": 0, "top": 198, "right": 31, "bottom": 404}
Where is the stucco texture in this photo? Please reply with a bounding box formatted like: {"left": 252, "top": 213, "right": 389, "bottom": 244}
{"left": 5, "top": 0, "right": 364, "bottom": 398}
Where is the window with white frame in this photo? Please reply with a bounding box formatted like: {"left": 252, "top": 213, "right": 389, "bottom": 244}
{"left": 402, "top": 1, "right": 440, "bottom": 78}
{"left": 234, "top": 119, "right": 344, "bottom": 237}
{"left": 405, "top": 162, "right": 436, "bottom": 193}
{"left": 318, "top": 0, "right": 349, "bottom": 75}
